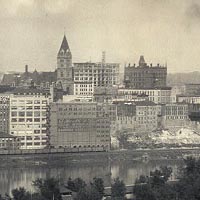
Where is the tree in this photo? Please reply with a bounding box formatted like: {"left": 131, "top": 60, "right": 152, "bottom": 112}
{"left": 111, "top": 178, "right": 126, "bottom": 200}
{"left": 12, "top": 187, "right": 31, "bottom": 200}
{"left": 75, "top": 185, "right": 102, "bottom": 200}
{"left": 91, "top": 177, "right": 104, "bottom": 199}
{"left": 68, "top": 178, "right": 86, "bottom": 192}
{"left": 149, "top": 166, "right": 172, "bottom": 188}
{"left": 176, "top": 157, "right": 200, "bottom": 200}
{"left": 33, "top": 177, "right": 61, "bottom": 200}
{"left": 67, "top": 177, "right": 75, "bottom": 191}
{"left": 134, "top": 167, "right": 176, "bottom": 200}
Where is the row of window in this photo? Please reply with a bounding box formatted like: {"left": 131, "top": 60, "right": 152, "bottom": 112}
{"left": 11, "top": 111, "right": 46, "bottom": 117}
{"left": 11, "top": 106, "right": 47, "bottom": 110}
{"left": 11, "top": 118, "right": 46, "bottom": 122}
{"left": 11, "top": 100, "right": 47, "bottom": 104}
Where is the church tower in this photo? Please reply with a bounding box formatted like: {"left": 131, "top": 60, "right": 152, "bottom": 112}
{"left": 57, "top": 35, "right": 73, "bottom": 94}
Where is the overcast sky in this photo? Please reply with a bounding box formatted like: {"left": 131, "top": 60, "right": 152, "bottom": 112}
{"left": 0, "top": 0, "right": 200, "bottom": 73}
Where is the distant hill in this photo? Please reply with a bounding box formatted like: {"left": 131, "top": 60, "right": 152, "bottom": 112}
{"left": 167, "top": 71, "right": 200, "bottom": 86}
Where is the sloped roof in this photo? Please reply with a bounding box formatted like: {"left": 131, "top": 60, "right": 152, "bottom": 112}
{"left": 59, "top": 35, "right": 70, "bottom": 53}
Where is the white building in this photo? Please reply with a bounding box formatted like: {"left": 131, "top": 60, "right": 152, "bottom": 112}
{"left": 118, "top": 87, "right": 172, "bottom": 104}
{"left": 74, "top": 62, "right": 120, "bottom": 96}
{"left": 8, "top": 88, "right": 50, "bottom": 149}
{"left": 177, "top": 95, "right": 200, "bottom": 104}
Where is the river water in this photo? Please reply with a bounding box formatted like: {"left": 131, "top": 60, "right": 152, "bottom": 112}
{"left": 0, "top": 155, "right": 183, "bottom": 195}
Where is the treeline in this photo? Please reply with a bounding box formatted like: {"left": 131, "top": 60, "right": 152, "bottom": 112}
{"left": 2, "top": 157, "right": 200, "bottom": 200}
{"left": 134, "top": 157, "right": 200, "bottom": 200}
{"left": 0, "top": 177, "right": 126, "bottom": 200}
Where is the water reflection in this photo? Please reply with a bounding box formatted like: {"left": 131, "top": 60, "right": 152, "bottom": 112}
{"left": 0, "top": 159, "right": 183, "bottom": 195}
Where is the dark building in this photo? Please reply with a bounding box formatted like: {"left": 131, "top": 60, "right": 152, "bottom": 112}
{"left": 1, "top": 65, "right": 57, "bottom": 88}
{"left": 124, "top": 56, "right": 167, "bottom": 89}
{"left": 93, "top": 86, "right": 118, "bottom": 103}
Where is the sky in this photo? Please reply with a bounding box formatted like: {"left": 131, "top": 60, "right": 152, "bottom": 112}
{"left": 0, "top": 0, "right": 200, "bottom": 73}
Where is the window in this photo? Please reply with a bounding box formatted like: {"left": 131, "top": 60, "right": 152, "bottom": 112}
{"left": 26, "top": 118, "right": 32, "bottom": 122}
{"left": 34, "top": 100, "right": 40, "bottom": 104}
{"left": 34, "top": 111, "right": 40, "bottom": 117}
{"left": 26, "top": 100, "right": 33, "bottom": 104}
{"left": 11, "top": 112, "right": 17, "bottom": 117}
{"left": 34, "top": 130, "right": 40, "bottom": 134}
{"left": 26, "top": 112, "right": 33, "bottom": 117}
{"left": 19, "top": 112, "right": 25, "bottom": 117}
{"left": 42, "top": 100, "right": 47, "bottom": 104}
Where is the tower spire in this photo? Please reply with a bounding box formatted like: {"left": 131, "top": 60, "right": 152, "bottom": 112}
{"left": 58, "top": 35, "right": 70, "bottom": 54}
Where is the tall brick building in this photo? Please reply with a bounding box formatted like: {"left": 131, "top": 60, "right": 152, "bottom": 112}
{"left": 124, "top": 56, "right": 167, "bottom": 89}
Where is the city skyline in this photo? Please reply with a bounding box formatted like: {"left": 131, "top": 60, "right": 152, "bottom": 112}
{"left": 0, "top": 0, "right": 200, "bottom": 73}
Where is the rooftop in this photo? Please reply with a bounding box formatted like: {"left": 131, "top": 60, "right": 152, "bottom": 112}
{"left": 5, "top": 87, "right": 50, "bottom": 95}
{"left": 0, "top": 132, "right": 16, "bottom": 138}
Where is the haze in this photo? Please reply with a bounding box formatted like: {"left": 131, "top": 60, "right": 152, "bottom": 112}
{"left": 0, "top": 0, "right": 200, "bottom": 73}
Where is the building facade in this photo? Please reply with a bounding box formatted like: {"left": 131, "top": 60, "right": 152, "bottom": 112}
{"left": 50, "top": 102, "right": 111, "bottom": 150}
{"left": 57, "top": 35, "right": 74, "bottom": 94}
{"left": 8, "top": 88, "right": 50, "bottom": 149}
{"left": 0, "top": 132, "right": 21, "bottom": 150}
{"left": 161, "top": 103, "right": 189, "bottom": 128}
{"left": 124, "top": 56, "right": 167, "bottom": 89}
{"left": 114, "top": 100, "right": 158, "bottom": 133}
{"left": 73, "top": 62, "right": 120, "bottom": 96}
{"left": 0, "top": 94, "right": 10, "bottom": 134}
{"left": 118, "top": 87, "right": 172, "bottom": 104}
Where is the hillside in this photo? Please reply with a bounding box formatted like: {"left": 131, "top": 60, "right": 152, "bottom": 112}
{"left": 167, "top": 71, "right": 200, "bottom": 86}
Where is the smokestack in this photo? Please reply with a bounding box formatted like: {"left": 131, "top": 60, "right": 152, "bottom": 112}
{"left": 25, "top": 65, "right": 28, "bottom": 73}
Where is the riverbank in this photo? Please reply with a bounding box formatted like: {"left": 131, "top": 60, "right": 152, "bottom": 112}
{"left": 0, "top": 147, "right": 198, "bottom": 168}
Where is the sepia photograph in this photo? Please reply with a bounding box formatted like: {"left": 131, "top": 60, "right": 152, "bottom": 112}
{"left": 0, "top": 0, "right": 200, "bottom": 199}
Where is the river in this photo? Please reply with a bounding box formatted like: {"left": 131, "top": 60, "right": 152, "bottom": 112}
{"left": 0, "top": 153, "right": 183, "bottom": 195}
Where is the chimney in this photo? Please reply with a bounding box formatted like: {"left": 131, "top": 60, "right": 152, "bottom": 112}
{"left": 25, "top": 65, "right": 28, "bottom": 73}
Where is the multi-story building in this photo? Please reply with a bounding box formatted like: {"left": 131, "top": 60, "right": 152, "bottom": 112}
{"left": 1, "top": 65, "right": 57, "bottom": 88}
{"left": 0, "top": 94, "right": 10, "bottom": 134}
{"left": 160, "top": 103, "right": 189, "bottom": 128}
{"left": 50, "top": 102, "right": 111, "bottom": 151}
{"left": 177, "top": 95, "right": 200, "bottom": 121}
{"left": 114, "top": 100, "right": 158, "bottom": 133}
{"left": 57, "top": 35, "right": 74, "bottom": 94}
{"left": 0, "top": 132, "right": 21, "bottom": 150}
{"left": 73, "top": 61, "right": 120, "bottom": 96}
{"left": 8, "top": 88, "right": 50, "bottom": 149}
{"left": 177, "top": 95, "right": 200, "bottom": 104}
{"left": 124, "top": 56, "right": 167, "bottom": 89}
{"left": 118, "top": 87, "right": 172, "bottom": 104}
{"left": 93, "top": 86, "right": 118, "bottom": 103}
